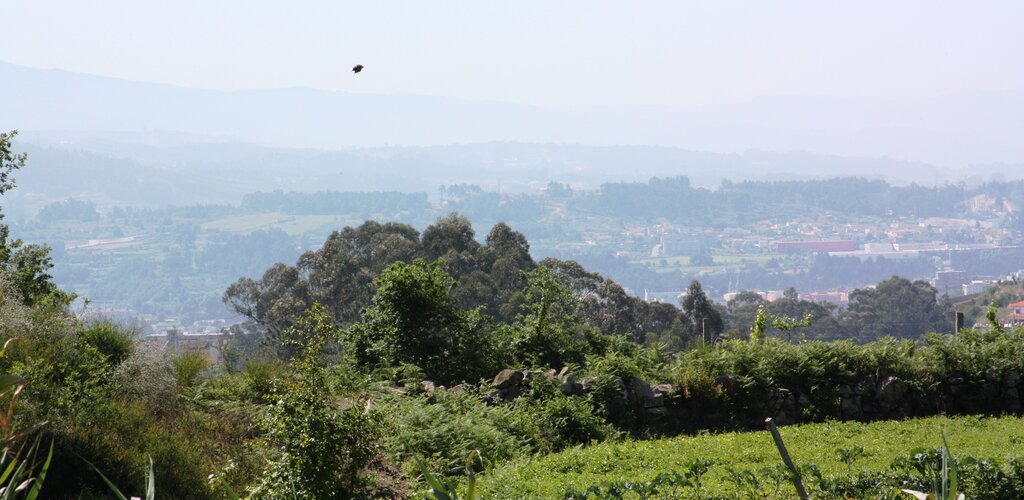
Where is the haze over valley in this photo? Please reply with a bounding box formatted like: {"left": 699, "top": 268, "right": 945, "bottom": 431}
{"left": 4, "top": 57, "right": 1024, "bottom": 332}
{"left": 4, "top": 3, "right": 1024, "bottom": 497}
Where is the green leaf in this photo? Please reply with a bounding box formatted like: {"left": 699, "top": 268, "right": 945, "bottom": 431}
{"left": 942, "top": 430, "right": 957, "bottom": 500}
{"left": 2, "top": 457, "right": 30, "bottom": 500}
{"left": 24, "top": 440, "right": 52, "bottom": 500}
{"left": 81, "top": 457, "right": 128, "bottom": 500}
{"left": 464, "top": 450, "right": 482, "bottom": 500}
{"left": 418, "top": 460, "right": 454, "bottom": 500}
{"left": 0, "top": 375, "right": 25, "bottom": 394}
{"left": 145, "top": 456, "right": 155, "bottom": 500}
{"left": 216, "top": 476, "right": 241, "bottom": 500}
{"left": 0, "top": 452, "right": 19, "bottom": 488}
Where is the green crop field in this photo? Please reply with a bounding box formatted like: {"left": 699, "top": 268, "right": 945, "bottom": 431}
{"left": 479, "top": 415, "right": 1024, "bottom": 499}
{"left": 200, "top": 212, "right": 353, "bottom": 236}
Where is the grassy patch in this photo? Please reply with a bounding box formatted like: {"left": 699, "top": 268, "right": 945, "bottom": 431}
{"left": 200, "top": 212, "right": 352, "bottom": 236}
{"left": 479, "top": 415, "right": 1024, "bottom": 498}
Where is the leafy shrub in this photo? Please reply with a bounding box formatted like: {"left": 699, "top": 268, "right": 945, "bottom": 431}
{"left": 173, "top": 349, "right": 212, "bottom": 389}
{"left": 46, "top": 399, "right": 211, "bottom": 500}
{"left": 8, "top": 317, "right": 112, "bottom": 425}
{"left": 250, "top": 304, "right": 381, "bottom": 498}
{"left": 672, "top": 361, "right": 723, "bottom": 401}
{"left": 497, "top": 266, "right": 588, "bottom": 369}
{"left": 0, "top": 289, "right": 212, "bottom": 499}
{"left": 239, "top": 357, "right": 286, "bottom": 403}
{"left": 379, "top": 362, "right": 428, "bottom": 392}
{"left": 347, "top": 260, "right": 494, "bottom": 385}
{"left": 919, "top": 328, "right": 1024, "bottom": 378}
{"left": 0, "top": 333, "right": 54, "bottom": 500}
{"left": 665, "top": 330, "right": 1024, "bottom": 425}
{"left": 79, "top": 321, "right": 135, "bottom": 366}
{"left": 378, "top": 389, "right": 530, "bottom": 480}
{"left": 582, "top": 348, "right": 665, "bottom": 432}
{"left": 512, "top": 391, "right": 614, "bottom": 453}
{"left": 380, "top": 374, "right": 614, "bottom": 483}
{"left": 110, "top": 342, "right": 178, "bottom": 416}
{"left": 253, "top": 388, "right": 379, "bottom": 498}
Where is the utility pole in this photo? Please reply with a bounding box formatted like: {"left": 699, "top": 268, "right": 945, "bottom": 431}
{"left": 702, "top": 318, "right": 707, "bottom": 346}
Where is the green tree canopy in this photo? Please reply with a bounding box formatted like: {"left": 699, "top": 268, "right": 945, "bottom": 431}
{"left": 347, "top": 259, "right": 489, "bottom": 384}
{"left": 682, "top": 280, "right": 723, "bottom": 342}
{"left": 0, "top": 130, "right": 69, "bottom": 307}
{"left": 0, "top": 130, "right": 27, "bottom": 195}
{"left": 501, "top": 265, "right": 589, "bottom": 368}
{"left": 842, "top": 275, "right": 951, "bottom": 340}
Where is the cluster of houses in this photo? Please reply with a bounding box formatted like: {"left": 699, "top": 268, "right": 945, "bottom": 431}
{"left": 144, "top": 327, "right": 231, "bottom": 363}
{"left": 1009, "top": 300, "right": 1024, "bottom": 327}
{"left": 80, "top": 306, "right": 233, "bottom": 363}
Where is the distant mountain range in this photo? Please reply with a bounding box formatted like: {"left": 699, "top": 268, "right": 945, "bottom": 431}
{"left": 4, "top": 60, "right": 1024, "bottom": 168}
{"left": 3, "top": 137, "right": 1021, "bottom": 222}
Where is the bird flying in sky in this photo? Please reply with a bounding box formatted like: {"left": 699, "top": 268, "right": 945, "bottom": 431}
{"left": 352, "top": 64, "right": 364, "bottom": 74}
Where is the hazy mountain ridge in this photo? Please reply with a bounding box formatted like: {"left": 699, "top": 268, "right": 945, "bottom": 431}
{"left": 4, "top": 60, "right": 1024, "bottom": 167}
{"left": 5, "top": 138, "right": 1021, "bottom": 220}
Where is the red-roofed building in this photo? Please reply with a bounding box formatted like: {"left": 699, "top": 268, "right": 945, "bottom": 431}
{"left": 1008, "top": 300, "right": 1024, "bottom": 326}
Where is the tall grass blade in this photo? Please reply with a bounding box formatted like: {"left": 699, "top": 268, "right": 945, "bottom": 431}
{"left": 2, "top": 458, "right": 30, "bottom": 500}
{"left": 216, "top": 476, "right": 241, "bottom": 500}
{"left": 0, "top": 455, "right": 18, "bottom": 488}
{"left": 942, "top": 430, "right": 957, "bottom": 500}
{"left": 81, "top": 457, "right": 128, "bottom": 500}
{"left": 145, "top": 456, "right": 154, "bottom": 500}
{"left": 24, "top": 439, "right": 52, "bottom": 500}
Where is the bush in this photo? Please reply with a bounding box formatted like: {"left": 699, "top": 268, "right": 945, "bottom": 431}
{"left": 378, "top": 389, "right": 530, "bottom": 481}
{"left": 173, "top": 349, "right": 211, "bottom": 389}
{"left": 250, "top": 304, "right": 382, "bottom": 498}
{"left": 240, "top": 357, "right": 287, "bottom": 403}
{"left": 79, "top": 321, "right": 136, "bottom": 366}
{"left": 918, "top": 328, "right": 1024, "bottom": 378}
{"left": 45, "top": 399, "right": 211, "bottom": 500}
{"left": 347, "top": 260, "right": 494, "bottom": 384}
{"left": 512, "top": 391, "right": 614, "bottom": 453}
{"left": 111, "top": 342, "right": 179, "bottom": 416}
{"left": 253, "top": 387, "right": 379, "bottom": 498}
{"left": 0, "top": 301, "right": 211, "bottom": 499}
{"left": 582, "top": 349, "right": 664, "bottom": 432}
{"left": 664, "top": 328, "right": 1024, "bottom": 427}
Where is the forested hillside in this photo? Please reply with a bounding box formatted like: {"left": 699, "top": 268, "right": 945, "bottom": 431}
{"left": 13, "top": 170, "right": 1024, "bottom": 329}
{"left": 6, "top": 129, "right": 1024, "bottom": 497}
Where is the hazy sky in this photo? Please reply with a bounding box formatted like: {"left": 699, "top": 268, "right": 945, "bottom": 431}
{"left": 6, "top": 1, "right": 1023, "bottom": 107}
